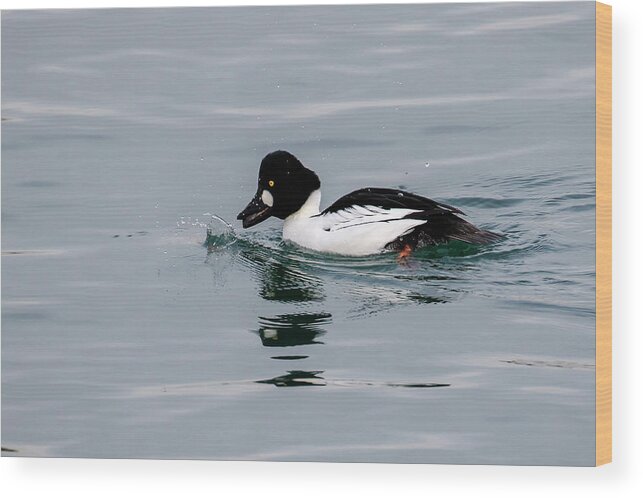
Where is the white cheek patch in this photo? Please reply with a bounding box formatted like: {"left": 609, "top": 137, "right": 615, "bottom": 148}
{"left": 261, "top": 189, "right": 274, "bottom": 207}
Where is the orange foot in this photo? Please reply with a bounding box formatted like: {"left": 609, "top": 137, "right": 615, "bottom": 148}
{"left": 396, "top": 244, "right": 413, "bottom": 264}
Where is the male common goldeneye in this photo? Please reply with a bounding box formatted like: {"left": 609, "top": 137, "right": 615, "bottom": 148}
{"left": 237, "top": 151, "right": 500, "bottom": 257}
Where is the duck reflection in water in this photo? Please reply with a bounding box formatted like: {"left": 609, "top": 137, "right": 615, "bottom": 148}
{"left": 206, "top": 234, "right": 452, "bottom": 389}
{"left": 256, "top": 370, "right": 326, "bottom": 387}
{"left": 255, "top": 369, "right": 450, "bottom": 389}
{"left": 236, "top": 245, "right": 325, "bottom": 303}
{"left": 253, "top": 313, "right": 331, "bottom": 384}
{"left": 255, "top": 312, "right": 331, "bottom": 347}
{"left": 206, "top": 230, "right": 452, "bottom": 313}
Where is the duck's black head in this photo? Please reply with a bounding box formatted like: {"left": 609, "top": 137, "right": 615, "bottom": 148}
{"left": 237, "top": 151, "right": 321, "bottom": 228}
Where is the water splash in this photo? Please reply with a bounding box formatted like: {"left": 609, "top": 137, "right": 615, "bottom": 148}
{"left": 204, "top": 214, "right": 237, "bottom": 251}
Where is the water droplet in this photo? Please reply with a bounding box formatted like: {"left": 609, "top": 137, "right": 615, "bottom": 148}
{"left": 425, "top": 162, "right": 430, "bottom": 168}
{"left": 397, "top": 192, "right": 404, "bottom": 197}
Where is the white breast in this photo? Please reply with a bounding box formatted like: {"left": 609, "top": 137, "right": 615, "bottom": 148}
{"left": 283, "top": 203, "right": 426, "bottom": 256}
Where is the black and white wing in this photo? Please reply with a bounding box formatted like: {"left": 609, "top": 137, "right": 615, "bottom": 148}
{"left": 320, "top": 188, "right": 501, "bottom": 248}
{"left": 318, "top": 203, "right": 424, "bottom": 233}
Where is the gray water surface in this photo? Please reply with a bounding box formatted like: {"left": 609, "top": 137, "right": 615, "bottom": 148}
{"left": 2, "top": 2, "right": 596, "bottom": 465}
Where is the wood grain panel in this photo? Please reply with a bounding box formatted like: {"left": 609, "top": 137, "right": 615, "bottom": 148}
{"left": 595, "top": 1, "right": 612, "bottom": 467}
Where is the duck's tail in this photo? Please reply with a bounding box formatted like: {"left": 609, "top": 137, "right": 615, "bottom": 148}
{"left": 387, "top": 213, "right": 502, "bottom": 250}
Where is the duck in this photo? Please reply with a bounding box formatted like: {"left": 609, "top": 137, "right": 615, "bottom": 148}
{"left": 237, "top": 150, "right": 500, "bottom": 258}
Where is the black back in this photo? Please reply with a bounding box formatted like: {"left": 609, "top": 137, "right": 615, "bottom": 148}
{"left": 321, "top": 187, "right": 464, "bottom": 216}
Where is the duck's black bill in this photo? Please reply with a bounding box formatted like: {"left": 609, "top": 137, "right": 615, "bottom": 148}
{"left": 237, "top": 192, "right": 272, "bottom": 229}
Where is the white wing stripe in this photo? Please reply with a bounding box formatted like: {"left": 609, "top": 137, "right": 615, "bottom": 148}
{"left": 321, "top": 205, "right": 423, "bottom": 232}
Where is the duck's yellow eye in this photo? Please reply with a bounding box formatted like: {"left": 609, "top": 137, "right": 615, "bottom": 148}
{"left": 268, "top": 180, "right": 275, "bottom": 187}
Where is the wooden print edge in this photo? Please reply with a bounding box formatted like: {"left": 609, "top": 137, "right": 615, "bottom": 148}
{"left": 595, "top": 1, "right": 612, "bottom": 467}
